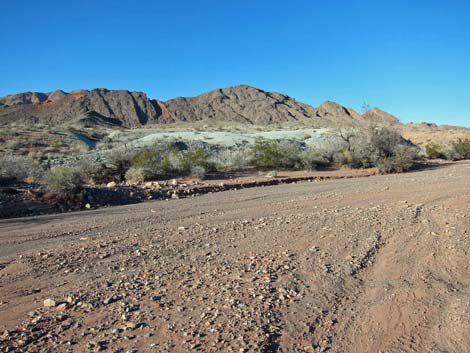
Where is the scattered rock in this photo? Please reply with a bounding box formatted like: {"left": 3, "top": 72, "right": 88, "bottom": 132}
{"left": 43, "top": 298, "right": 56, "bottom": 308}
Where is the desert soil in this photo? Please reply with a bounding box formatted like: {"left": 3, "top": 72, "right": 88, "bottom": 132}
{"left": 1, "top": 161, "right": 469, "bottom": 353}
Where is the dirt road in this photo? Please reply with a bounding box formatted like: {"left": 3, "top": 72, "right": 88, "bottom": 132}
{"left": 1, "top": 161, "right": 470, "bottom": 353}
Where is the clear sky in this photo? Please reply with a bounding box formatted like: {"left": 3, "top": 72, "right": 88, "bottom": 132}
{"left": 1, "top": 0, "right": 469, "bottom": 126}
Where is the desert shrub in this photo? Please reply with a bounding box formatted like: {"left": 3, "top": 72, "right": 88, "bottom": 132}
{"left": 125, "top": 166, "right": 147, "bottom": 183}
{"left": 369, "top": 127, "right": 402, "bottom": 159}
{"left": 73, "top": 157, "right": 109, "bottom": 184}
{"left": 0, "top": 155, "right": 43, "bottom": 182}
{"left": 190, "top": 165, "right": 206, "bottom": 179}
{"left": 425, "top": 143, "right": 446, "bottom": 159}
{"left": 250, "top": 140, "right": 284, "bottom": 168}
{"left": 123, "top": 142, "right": 216, "bottom": 179}
{"left": 265, "top": 170, "right": 278, "bottom": 178}
{"left": 299, "top": 148, "right": 324, "bottom": 170}
{"left": 250, "top": 139, "right": 303, "bottom": 169}
{"left": 105, "top": 147, "right": 134, "bottom": 181}
{"left": 211, "top": 148, "right": 251, "bottom": 171}
{"left": 324, "top": 126, "right": 417, "bottom": 172}
{"left": 4, "top": 140, "right": 22, "bottom": 150}
{"left": 377, "top": 145, "right": 418, "bottom": 174}
{"left": 179, "top": 148, "right": 216, "bottom": 174}
{"left": 333, "top": 150, "right": 355, "bottom": 167}
{"left": 131, "top": 146, "right": 160, "bottom": 168}
{"left": 46, "top": 167, "right": 85, "bottom": 202}
{"left": 313, "top": 135, "right": 349, "bottom": 163}
{"left": 451, "top": 138, "right": 470, "bottom": 159}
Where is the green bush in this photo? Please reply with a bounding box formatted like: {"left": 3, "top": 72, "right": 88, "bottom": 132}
{"left": 73, "top": 157, "right": 109, "bottom": 184}
{"left": 250, "top": 140, "right": 285, "bottom": 168}
{"left": 190, "top": 165, "right": 207, "bottom": 179}
{"left": 425, "top": 143, "right": 446, "bottom": 159}
{"left": 333, "top": 150, "right": 355, "bottom": 168}
{"left": 125, "top": 166, "right": 148, "bottom": 183}
{"left": 299, "top": 149, "right": 323, "bottom": 170}
{"left": 377, "top": 145, "right": 417, "bottom": 174}
{"left": 105, "top": 147, "right": 133, "bottom": 181}
{"left": 124, "top": 143, "right": 216, "bottom": 180}
{"left": 131, "top": 146, "right": 161, "bottom": 168}
{"left": 0, "top": 156, "right": 43, "bottom": 183}
{"left": 451, "top": 138, "right": 470, "bottom": 159}
{"left": 211, "top": 148, "right": 251, "bottom": 171}
{"left": 324, "top": 127, "right": 417, "bottom": 173}
{"left": 179, "top": 148, "right": 216, "bottom": 174}
{"left": 250, "top": 139, "right": 303, "bottom": 169}
{"left": 369, "top": 127, "right": 402, "bottom": 159}
{"left": 46, "top": 167, "right": 85, "bottom": 202}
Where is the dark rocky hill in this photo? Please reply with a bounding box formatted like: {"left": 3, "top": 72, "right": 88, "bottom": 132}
{"left": 0, "top": 85, "right": 400, "bottom": 128}
{"left": 0, "top": 89, "right": 173, "bottom": 127}
{"left": 163, "top": 85, "right": 318, "bottom": 124}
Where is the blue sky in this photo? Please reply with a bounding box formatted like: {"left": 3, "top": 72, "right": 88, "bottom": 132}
{"left": 1, "top": 0, "right": 469, "bottom": 126}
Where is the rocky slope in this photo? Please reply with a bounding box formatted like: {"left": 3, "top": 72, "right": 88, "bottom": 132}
{"left": 362, "top": 107, "right": 400, "bottom": 126}
{"left": 164, "top": 85, "right": 318, "bottom": 124}
{"left": 0, "top": 85, "right": 400, "bottom": 128}
{"left": 0, "top": 89, "right": 174, "bottom": 127}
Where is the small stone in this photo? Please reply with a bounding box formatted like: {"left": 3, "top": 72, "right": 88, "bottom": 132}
{"left": 151, "top": 295, "right": 162, "bottom": 302}
{"left": 57, "top": 303, "right": 68, "bottom": 311}
{"left": 44, "top": 298, "right": 56, "bottom": 307}
{"left": 106, "top": 181, "right": 117, "bottom": 188}
{"left": 125, "top": 322, "right": 137, "bottom": 329}
{"left": 103, "top": 296, "right": 116, "bottom": 305}
{"left": 85, "top": 203, "right": 91, "bottom": 209}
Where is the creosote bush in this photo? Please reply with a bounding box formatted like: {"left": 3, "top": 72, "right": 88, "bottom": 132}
{"left": 125, "top": 166, "right": 148, "bottom": 183}
{"left": 73, "top": 157, "right": 109, "bottom": 185}
{"left": 250, "top": 139, "right": 304, "bottom": 169}
{"left": 377, "top": 144, "right": 418, "bottom": 174}
{"left": 105, "top": 147, "right": 134, "bottom": 181}
{"left": 424, "top": 138, "right": 470, "bottom": 161}
{"left": 425, "top": 143, "right": 446, "bottom": 159}
{"left": 190, "top": 165, "right": 207, "bottom": 179}
{"left": 0, "top": 156, "right": 43, "bottom": 183}
{"left": 211, "top": 148, "right": 250, "bottom": 171}
{"left": 46, "top": 167, "right": 85, "bottom": 203}
{"left": 124, "top": 143, "right": 216, "bottom": 182}
{"left": 320, "top": 126, "right": 418, "bottom": 173}
{"left": 451, "top": 138, "right": 470, "bottom": 159}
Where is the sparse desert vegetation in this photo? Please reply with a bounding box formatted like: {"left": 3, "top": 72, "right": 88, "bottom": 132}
{"left": 2, "top": 114, "right": 470, "bottom": 223}
{"left": 0, "top": 124, "right": 430, "bottom": 214}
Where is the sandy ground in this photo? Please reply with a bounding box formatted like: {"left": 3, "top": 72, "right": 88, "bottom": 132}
{"left": 1, "top": 161, "right": 470, "bottom": 353}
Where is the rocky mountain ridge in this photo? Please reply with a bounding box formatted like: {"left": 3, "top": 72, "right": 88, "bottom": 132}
{"left": 0, "top": 85, "right": 400, "bottom": 128}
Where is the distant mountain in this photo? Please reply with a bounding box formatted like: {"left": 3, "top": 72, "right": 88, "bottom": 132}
{"left": 0, "top": 89, "right": 173, "bottom": 127}
{"left": 0, "top": 85, "right": 400, "bottom": 128}
{"left": 164, "top": 85, "right": 318, "bottom": 124}
{"left": 362, "top": 108, "right": 400, "bottom": 126}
